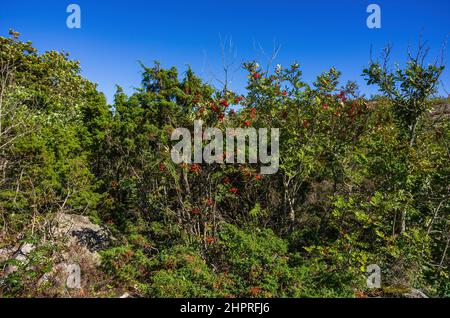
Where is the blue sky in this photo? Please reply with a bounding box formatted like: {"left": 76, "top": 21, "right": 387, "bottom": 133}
{"left": 1, "top": 0, "right": 449, "bottom": 104}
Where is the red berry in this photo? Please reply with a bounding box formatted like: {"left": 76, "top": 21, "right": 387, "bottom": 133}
{"left": 230, "top": 187, "right": 238, "bottom": 194}
{"left": 205, "top": 236, "right": 216, "bottom": 244}
{"left": 303, "top": 120, "right": 309, "bottom": 128}
{"left": 190, "top": 164, "right": 202, "bottom": 173}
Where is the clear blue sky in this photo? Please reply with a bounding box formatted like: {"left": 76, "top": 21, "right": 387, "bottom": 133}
{"left": 2, "top": 0, "right": 449, "bottom": 104}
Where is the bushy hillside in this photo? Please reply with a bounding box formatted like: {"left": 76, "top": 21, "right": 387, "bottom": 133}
{"left": 0, "top": 31, "right": 448, "bottom": 298}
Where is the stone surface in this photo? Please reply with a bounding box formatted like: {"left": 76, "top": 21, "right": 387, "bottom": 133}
{"left": 4, "top": 243, "right": 35, "bottom": 274}
{"left": 403, "top": 288, "right": 429, "bottom": 298}
{"left": 1, "top": 213, "right": 112, "bottom": 288}
{"left": 36, "top": 213, "right": 113, "bottom": 288}
{"left": 0, "top": 247, "right": 15, "bottom": 263}
{"left": 53, "top": 213, "right": 111, "bottom": 252}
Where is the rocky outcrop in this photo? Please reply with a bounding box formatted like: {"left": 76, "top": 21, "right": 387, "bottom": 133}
{"left": 3, "top": 243, "right": 35, "bottom": 274}
{"left": 1, "top": 213, "right": 112, "bottom": 293}
{"left": 52, "top": 213, "right": 111, "bottom": 253}
{"left": 402, "top": 288, "right": 429, "bottom": 298}
{"left": 0, "top": 246, "right": 15, "bottom": 263}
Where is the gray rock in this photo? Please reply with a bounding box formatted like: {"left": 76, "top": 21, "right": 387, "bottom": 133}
{"left": 2, "top": 213, "right": 112, "bottom": 289}
{"left": 0, "top": 247, "right": 15, "bottom": 263}
{"left": 4, "top": 243, "right": 35, "bottom": 274}
{"left": 36, "top": 213, "right": 113, "bottom": 285}
{"left": 53, "top": 213, "right": 111, "bottom": 252}
{"left": 403, "top": 288, "right": 429, "bottom": 298}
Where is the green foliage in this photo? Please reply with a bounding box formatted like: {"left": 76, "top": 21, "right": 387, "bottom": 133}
{"left": 1, "top": 32, "right": 448, "bottom": 298}
{"left": 211, "top": 223, "right": 290, "bottom": 297}
{"left": 0, "top": 243, "right": 54, "bottom": 297}
{"left": 149, "top": 245, "right": 224, "bottom": 298}
{"left": 100, "top": 246, "right": 153, "bottom": 286}
{"left": 0, "top": 31, "right": 109, "bottom": 244}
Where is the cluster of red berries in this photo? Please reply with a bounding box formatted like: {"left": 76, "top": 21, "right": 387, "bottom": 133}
{"left": 220, "top": 99, "right": 229, "bottom": 108}
{"left": 222, "top": 177, "right": 239, "bottom": 194}
{"left": 211, "top": 104, "right": 220, "bottom": 113}
{"left": 252, "top": 72, "right": 261, "bottom": 79}
{"left": 190, "top": 164, "right": 202, "bottom": 174}
{"left": 192, "top": 93, "right": 202, "bottom": 104}
{"left": 336, "top": 91, "right": 348, "bottom": 103}
{"left": 196, "top": 95, "right": 246, "bottom": 122}
{"left": 238, "top": 107, "right": 256, "bottom": 127}
{"left": 347, "top": 100, "right": 367, "bottom": 117}
{"left": 249, "top": 286, "right": 262, "bottom": 297}
{"left": 205, "top": 237, "right": 216, "bottom": 245}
